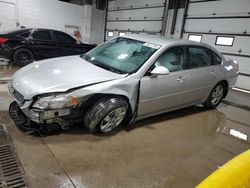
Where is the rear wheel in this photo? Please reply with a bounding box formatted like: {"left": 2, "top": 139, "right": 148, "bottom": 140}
{"left": 84, "top": 97, "right": 128, "bottom": 133}
{"left": 204, "top": 82, "right": 225, "bottom": 108}
{"left": 13, "top": 48, "right": 34, "bottom": 66}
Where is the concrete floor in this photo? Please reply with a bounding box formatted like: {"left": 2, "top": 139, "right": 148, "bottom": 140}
{"left": 0, "top": 66, "right": 249, "bottom": 188}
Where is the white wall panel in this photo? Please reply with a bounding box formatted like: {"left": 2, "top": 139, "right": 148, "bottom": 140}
{"left": 236, "top": 75, "right": 250, "bottom": 91}
{"left": 188, "top": 0, "right": 250, "bottom": 16}
{"left": 107, "top": 21, "right": 162, "bottom": 32}
{"left": 108, "top": 0, "right": 165, "bottom": 10}
{"left": 107, "top": 7, "right": 164, "bottom": 20}
{"left": 18, "top": 0, "right": 86, "bottom": 39}
{"left": 0, "top": 1, "right": 16, "bottom": 32}
{"left": 185, "top": 19, "right": 250, "bottom": 33}
{"left": 0, "top": 0, "right": 103, "bottom": 44}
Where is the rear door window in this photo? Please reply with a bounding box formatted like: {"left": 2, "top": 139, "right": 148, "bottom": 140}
{"left": 54, "top": 31, "right": 75, "bottom": 44}
{"left": 32, "top": 31, "right": 52, "bottom": 41}
{"left": 188, "top": 47, "right": 212, "bottom": 68}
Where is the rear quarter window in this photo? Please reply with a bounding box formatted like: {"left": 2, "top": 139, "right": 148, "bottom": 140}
{"left": 211, "top": 51, "right": 222, "bottom": 65}
{"left": 18, "top": 32, "right": 30, "bottom": 38}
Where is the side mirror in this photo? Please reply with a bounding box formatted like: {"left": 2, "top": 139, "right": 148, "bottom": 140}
{"left": 151, "top": 66, "right": 170, "bottom": 76}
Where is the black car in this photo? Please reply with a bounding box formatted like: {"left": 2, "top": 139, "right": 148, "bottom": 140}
{"left": 0, "top": 28, "right": 96, "bottom": 65}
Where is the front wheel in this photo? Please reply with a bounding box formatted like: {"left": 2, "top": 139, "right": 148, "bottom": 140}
{"left": 204, "top": 82, "right": 225, "bottom": 108}
{"left": 84, "top": 97, "right": 128, "bottom": 133}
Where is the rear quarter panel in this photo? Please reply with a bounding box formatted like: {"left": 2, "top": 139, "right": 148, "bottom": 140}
{"left": 221, "top": 57, "right": 239, "bottom": 87}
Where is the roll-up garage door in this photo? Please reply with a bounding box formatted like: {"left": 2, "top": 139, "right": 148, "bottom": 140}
{"left": 182, "top": 0, "right": 250, "bottom": 90}
{"left": 105, "top": 0, "right": 166, "bottom": 41}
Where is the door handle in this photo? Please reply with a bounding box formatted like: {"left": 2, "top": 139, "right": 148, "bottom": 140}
{"left": 25, "top": 41, "right": 35, "bottom": 44}
{"left": 210, "top": 71, "right": 216, "bottom": 76}
{"left": 177, "top": 76, "right": 186, "bottom": 82}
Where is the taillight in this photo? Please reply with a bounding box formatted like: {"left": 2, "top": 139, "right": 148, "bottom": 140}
{"left": 233, "top": 60, "right": 239, "bottom": 72}
{"left": 0, "top": 37, "right": 8, "bottom": 43}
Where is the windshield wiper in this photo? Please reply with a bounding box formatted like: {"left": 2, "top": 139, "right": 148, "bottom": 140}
{"left": 92, "top": 61, "right": 125, "bottom": 74}
{"left": 81, "top": 54, "right": 126, "bottom": 74}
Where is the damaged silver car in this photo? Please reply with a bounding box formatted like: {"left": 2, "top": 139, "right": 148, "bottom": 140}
{"left": 8, "top": 35, "right": 238, "bottom": 134}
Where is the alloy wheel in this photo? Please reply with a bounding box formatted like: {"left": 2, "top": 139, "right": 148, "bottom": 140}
{"left": 100, "top": 107, "right": 127, "bottom": 132}
{"left": 211, "top": 85, "right": 224, "bottom": 105}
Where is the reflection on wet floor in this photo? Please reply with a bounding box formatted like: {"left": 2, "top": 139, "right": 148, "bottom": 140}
{"left": 217, "top": 104, "right": 250, "bottom": 144}
{"left": 0, "top": 100, "right": 249, "bottom": 188}
{"left": 0, "top": 65, "right": 20, "bottom": 82}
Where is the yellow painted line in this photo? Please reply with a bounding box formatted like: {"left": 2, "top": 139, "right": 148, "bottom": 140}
{"left": 196, "top": 149, "right": 250, "bottom": 188}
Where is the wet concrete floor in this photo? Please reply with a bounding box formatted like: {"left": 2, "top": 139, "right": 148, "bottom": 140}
{"left": 0, "top": 83, "right": 249, "bottom": 188}
{"left": 0, "top": 64, "right": 20, "bottom": 82}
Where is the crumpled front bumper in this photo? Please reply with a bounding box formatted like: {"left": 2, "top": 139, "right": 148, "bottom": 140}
{"left": 8, "top": 82, "right": 83, "bottom": 132}
{"left": 9, "top": 101, "right": 76, "bottom": 132}
{"left": 9, "top": 101, "right": 40, "bottom": 131}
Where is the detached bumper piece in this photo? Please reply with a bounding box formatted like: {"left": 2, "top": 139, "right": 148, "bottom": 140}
{"left": 9, "top": 102, "right": 60, "bottom": 134}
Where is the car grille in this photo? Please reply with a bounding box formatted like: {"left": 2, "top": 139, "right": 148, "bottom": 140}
{"left": 9, "top": 85, "right": 25, "bottom": 105}
{"left": 13, "top": 90, "right": 24, "bottom": 104}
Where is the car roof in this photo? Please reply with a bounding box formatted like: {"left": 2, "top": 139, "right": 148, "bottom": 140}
{"left": 34, "top": 28, "right": 64, "bottom": 32}
{"left": 0, "top": 28, "right": 32, "bottom": 35}
{"left": 2, "top": 28, "right": 66, "bottom": 35}
{"left": 122, "top": 34, "right": 211, "bottom": 49}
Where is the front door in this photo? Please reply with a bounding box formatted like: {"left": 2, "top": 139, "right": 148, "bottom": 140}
{"left": 138, "top": 46, "right": 191, "bottom": 116}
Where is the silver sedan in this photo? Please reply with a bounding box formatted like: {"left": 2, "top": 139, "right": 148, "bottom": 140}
{"left": 9, "top": 35, "right": 239, "bottom": 134}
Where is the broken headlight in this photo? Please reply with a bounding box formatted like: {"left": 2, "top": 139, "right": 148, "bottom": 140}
{"left": 32, "top": 94, "right": 79, "bottom": 110}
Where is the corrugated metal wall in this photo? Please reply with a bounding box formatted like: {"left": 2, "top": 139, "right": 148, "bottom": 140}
{"left": 182, "top": 0, "right": 250, "bottom": 90}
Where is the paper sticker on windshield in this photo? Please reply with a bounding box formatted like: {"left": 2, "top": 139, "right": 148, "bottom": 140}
{"left": 143, "top": 43, "right": 161, "bottom": 49}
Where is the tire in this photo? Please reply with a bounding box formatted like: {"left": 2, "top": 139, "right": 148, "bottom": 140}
{"left": 13, "top": 48, "right": 34, "bottom": 66}
{"left": 84, "top": 97, "right": 128, "bottom": 133}
{"left": 204, "top": 82, "right": 225, "bottom": 108}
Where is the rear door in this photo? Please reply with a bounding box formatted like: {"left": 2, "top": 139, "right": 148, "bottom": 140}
{"left": 184, "top": 46, "right": 221, "bottom": 102}
{"left": 30, "top": 30, "right": 58, "bottom": 59}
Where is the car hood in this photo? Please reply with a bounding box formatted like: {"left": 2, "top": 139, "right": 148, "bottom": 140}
{"left": 12, "top": 55, "right": 123, "bottom": 99}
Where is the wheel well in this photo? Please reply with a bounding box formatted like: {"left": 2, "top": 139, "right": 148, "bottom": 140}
{"left": 13, "top": 47, "right": 35, "bottom": 60}
{"left": 220, "top": 80, "right": 229, "bottom": 98}
{"left": 81, "top": 94, "right": 133, "bottom": 122}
